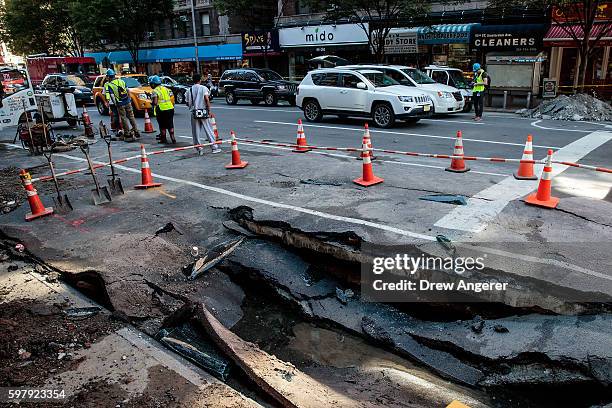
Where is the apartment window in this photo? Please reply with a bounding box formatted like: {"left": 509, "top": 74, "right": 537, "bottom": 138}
{"left": 201, "top": 12, "right": 210, "bottom": 36}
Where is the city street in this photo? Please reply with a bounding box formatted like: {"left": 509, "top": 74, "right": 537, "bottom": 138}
{"left": 1, "top": 103, "right": 612, "bottom": 406}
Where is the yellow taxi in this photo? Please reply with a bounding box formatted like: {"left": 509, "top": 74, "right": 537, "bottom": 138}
{"left": 93, "top": 74, "right": 174, "bottom": 115}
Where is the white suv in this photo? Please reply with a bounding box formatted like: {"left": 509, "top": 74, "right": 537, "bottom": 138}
{"left": 423, "top": 65, "right": 473, "bottom": 112}
{"left": 296, "top": 68, "right": 433, "bottom": 128}
{"left": 346, "top": 65, "right": 465, "bottom": 114}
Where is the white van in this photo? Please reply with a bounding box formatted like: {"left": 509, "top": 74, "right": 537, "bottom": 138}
{"left": 423, "top": 65, "right": 473, "bottom": 112}
{"left": 346, "top": 65, "right": 464, "bottom": 114}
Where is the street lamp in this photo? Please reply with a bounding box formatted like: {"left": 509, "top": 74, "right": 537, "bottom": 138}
{"left": 190, "top": 0, "right": 200, "bottom": 74}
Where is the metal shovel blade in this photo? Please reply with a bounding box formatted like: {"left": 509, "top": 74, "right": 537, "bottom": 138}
{"left": 91, "top": 185, "right": 112, "bottom": 205}
{"left": 52, "top": 194, "right": 73, "bottom": 214}
{"left": 107, "top": 177, "right": 125, "bottom": 195}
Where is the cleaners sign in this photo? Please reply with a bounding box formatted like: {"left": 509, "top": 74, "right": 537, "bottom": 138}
{"left": 279, "top": 23, "right": 369, "bottom": 47}
{"left": 470, "top": 24, "right": 545, "bottom": 52}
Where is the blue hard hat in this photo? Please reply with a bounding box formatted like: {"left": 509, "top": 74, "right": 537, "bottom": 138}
{"left": 106, "top": 69, "right": 115, "bottom": 77}
{"left": 149, "top": 75, "right": 161, "bottom": 85}
{"left": 472, "top": 63, "right": 481, "bottom": 71}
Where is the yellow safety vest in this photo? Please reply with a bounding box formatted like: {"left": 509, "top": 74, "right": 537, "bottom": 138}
{"left": 473, "top": 70, "right": 486, "bottom": 93}
{"left": 104, "top": 78, "right": 127, "bottom": 103}
{"left": 153, "top": 86, "right": 173, "bottom": 111}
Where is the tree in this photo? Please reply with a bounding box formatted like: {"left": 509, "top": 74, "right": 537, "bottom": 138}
{"left": 0, "top": 0, "right": 82, "bottom": 56}
{"left": 71, "top": 0, "right": 174, "bottom": 68}
{"left": 487, "top": 0, "right": 612, "bottom": 92}
{"left": 304, "top": 0, "right": 432, "bottom": 62}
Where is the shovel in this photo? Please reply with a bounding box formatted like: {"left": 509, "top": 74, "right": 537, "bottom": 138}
{"left": 100, "top": 122, "right": 124, "bottom": 195}
{"left": 42, "top": 148, "right": 73, "bottom": 214}
{"left": 78, "top": 142, "right": 112, "bottom": 205}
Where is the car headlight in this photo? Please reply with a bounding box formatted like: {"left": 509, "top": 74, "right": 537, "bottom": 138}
{"left": 437, "top": 91, "right": 452, "bottom": 99}
{"left": 398, "top": 96, "right": 413, "bottom": 102}
{"left": 276, "top": 85, "right": 287, "bottom": 90}
{"left": 138, "top": 94, "right": 147, "bottom": 100}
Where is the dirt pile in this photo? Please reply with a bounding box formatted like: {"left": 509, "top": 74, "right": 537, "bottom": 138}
{"left": 516, "top": 94, "right": 612, "bottom": 121}
{"left": 0, "top": 167, "right": 24, "bottom": 214}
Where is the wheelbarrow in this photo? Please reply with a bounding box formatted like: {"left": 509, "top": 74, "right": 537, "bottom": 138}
{"left": 78, "top": 142, "right": 112, "bottom": 205}
{"left": 42, "top": 148, "right": 73, "bottom": 214}
{"left": 99, "top": 121, "right": 124, "bottom": 196}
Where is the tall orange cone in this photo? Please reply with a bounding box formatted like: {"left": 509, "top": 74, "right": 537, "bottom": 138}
{"left": 446, "top": 130, "right": 470, "bottom": 173}
{"left": 134, "top": 144, "right": 162, "bottom": 189}
{"left": 210, "top": 114, "right": 221, "bottom": 141}
{"left": 143, "top": 109, "right": 155, "bottom": 133}
{"left": 514, "top": 134, "right": 538, "bottom": 180}
{"left": 225, "top": 131, "right": 248, "bottom": 169}
{"left": 524, "top": 149, "right": 559, "bottom": 209}
{"left": 292, "top": 119, "right": 311, "bottom": 153}
{"left": 20, "top": 170, "right": 53, "bottom": 221}
{"left": 353, "top": 141, "right": 383, "bottom": 187}
{"left": 82, "top": 105, "right": 92, "bottom": 127}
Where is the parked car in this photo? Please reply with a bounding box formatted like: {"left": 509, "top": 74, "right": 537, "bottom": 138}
{"left": 345, "top": 65, "right": 464, "bottom": 114}
{"left": 219, "top": 68, "right": 298, "bottom": 106}
{"left": 296, "top": 68, "right": 432, "bottom": 128}
{"left": 38, "top": 74, "right": 93, "bottom": 106}
{"left": 159, "top": 76, "right": 190, "bottom": 104}
{"left": 423, "top": 65, "right": 473, "bottom": 112}
{"left": 92, "top": 74, "right": 174, "bottom": 116}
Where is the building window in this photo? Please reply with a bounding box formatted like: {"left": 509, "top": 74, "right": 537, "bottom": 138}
{"left": 201, "top": 12, "right": 210, "bottom": 36}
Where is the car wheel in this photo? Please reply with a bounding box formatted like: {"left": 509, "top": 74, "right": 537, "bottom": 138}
{"left": 303, "top": 100, "right": 322, "bottom": 122}
{"left": 175, "top": 91, "right": 185, "bottom": 104}
{"left": 372, "top": 103, "right": 395, "bottom": 128}
{"left": 96, "top": 99, "right": 109, "bottom": 115}
{"left": 225, "top": 90, "right": 237, "bottom": 105}
{"left": 264, "top": 92, "right": 278, "bottom": 106}
{"left": 250, "top": 99, "right": 261, "bottom": 105}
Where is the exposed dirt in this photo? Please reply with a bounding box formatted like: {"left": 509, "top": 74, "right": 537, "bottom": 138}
{"left": 0, "top": 166, "right": 24, "bottom": 214}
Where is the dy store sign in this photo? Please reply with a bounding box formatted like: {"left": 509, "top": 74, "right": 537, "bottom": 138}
{"left": 470, "top": 24, "right": 545, "bottom": 52}
{"left": 279, "top": 23, "right": 369, "bottom": 47}
{"left": 376, "top": 28, "right": 418, "bottom": 54}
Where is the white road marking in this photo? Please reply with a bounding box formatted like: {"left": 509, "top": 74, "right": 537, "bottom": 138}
{"left": 434, "top": 130, "right": 612, "bottom": 233}
{"left": 255, "top": 120, "right": 561, "bottom": 149}
{"left": 3, "top": 141, "right": 608, "bottom": 281}
{"left": 212, "top": 106, "right": 300, "bottom": 113}
{"left": 176, "top": 135, "right": 507, "bottom": 177}
{"left": 421, "top": 118, "right": 484, "bottom": 125}
{"left": 530, "top": 119, "right": 593, "bottom": 133}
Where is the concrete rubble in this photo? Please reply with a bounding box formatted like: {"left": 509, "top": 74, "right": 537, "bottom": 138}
{"left": 516, "top": 94, "right": 612, "bottom": 121}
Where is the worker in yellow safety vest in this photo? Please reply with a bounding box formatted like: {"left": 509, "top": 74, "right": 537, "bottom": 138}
{"left": 148, "top": 75, "right": 175, "bottom": 144}
{"left": 471, "top": 63, "right": 488, "bottom": 122}
{"left": 104, "top": 69, "right": 140, "bottom": 141}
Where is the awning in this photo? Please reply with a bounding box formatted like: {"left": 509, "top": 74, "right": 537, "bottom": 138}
{"left": 86, "top": 43, "right": 242, "bottom": 64}
{"left": 418, "top": 23, "right": 480, "bottom": 44}
{"left": 544, "top": 23, "right": 612, "bottom": 42}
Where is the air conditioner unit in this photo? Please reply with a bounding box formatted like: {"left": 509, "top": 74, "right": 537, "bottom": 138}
{"left": 179, "top": 15, "right": 188, "bottom": 22}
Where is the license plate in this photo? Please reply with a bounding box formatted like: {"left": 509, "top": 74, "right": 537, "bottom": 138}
{"left": 423, "top": 105, "right": 430, "bottom": 112}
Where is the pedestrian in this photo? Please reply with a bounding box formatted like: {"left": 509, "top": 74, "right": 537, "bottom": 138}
{"left": 148, "top": 75, "right": 176, "bottom": 144}
{"left": 185, "top": 73, "right": 221, "bottom": 155}
{"left": 471, "top": 63, "right": 488, "bottom": 121}
{"left": 104, "top": 69, "right": 140, "bottom": 141}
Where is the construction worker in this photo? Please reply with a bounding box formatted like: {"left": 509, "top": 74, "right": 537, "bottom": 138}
{"left": 104, "top": 69, "right": 140, "bottom": 141}
{"left": 471, "top": 63, "right": 488, "bottom": 122}
{"left": 148, "top": 75, "right": 176, "bottom": 144}
{"left": 103, "top": 69, "right": 121, "bottom": 138}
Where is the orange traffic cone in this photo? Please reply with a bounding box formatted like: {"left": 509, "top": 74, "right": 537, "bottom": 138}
{"left": 446, "top": 130, "right": 470, "bottom": 173}
{"left": 82, "top": 105, "right": 92, "bottom": 126}
{"left": 134, "top": 144, "right": 162, "bottom": 189}
{"left": 20, "top": 170, "right": 53, "bottom": 221}
{"left": 210, "top": 114, "right": 221, "bottom": 141}
{"left": 293, "top": 119, "right": 311, "bottom": 153}
{"left": 143, "top": 109, "right": 155, "bottom": 133}
{"left": 524, "top": 149, "right": 559, "bottom": 209}
{"left": 225, "top": 131, "right": 248, "bottom": 169}
{"left": 514, "top": 134, "right": 538, "bottom": 180}
{"left": 358, "top": 123, "right": 375, "bottom": 160}
{"left": 353, "top": 141, "right": 383, "bottom": 187}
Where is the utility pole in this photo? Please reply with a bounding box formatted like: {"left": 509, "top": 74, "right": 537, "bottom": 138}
{"left": 190, "top": 0, "right": 200, "bottom": 73}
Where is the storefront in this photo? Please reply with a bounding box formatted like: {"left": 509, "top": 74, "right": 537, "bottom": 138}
{"left": 278, "top": 23, "right": 370, "bottom": 80}
{"left": 241, "top": 31, "right": 286, "bottom": 75}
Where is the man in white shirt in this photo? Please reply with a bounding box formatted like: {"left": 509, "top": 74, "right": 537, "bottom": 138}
{"left": 185, "top": 73, "right": 221, "bottom": 155}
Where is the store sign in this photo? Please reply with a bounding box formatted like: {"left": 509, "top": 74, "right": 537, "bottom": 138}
{"left": 242, "top": 31, "right": 280, "bottom": 56}
{"left": 543, "top": 79, "right": 557, "bottom": 98}
{"left": 375, "top": 29, "right": 418, "bottom": 54}
{"left": 279, "top": 23, "right": 369, "bottom": 47}
{"left": 470, "top": 25, "right": 545, "bottom": 52}
{"left": 552, "top": 3, "right": 611, "bottom": 22}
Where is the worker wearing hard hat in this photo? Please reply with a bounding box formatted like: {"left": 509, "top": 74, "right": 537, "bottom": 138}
{"left": 104, "top": 69, "right": 140, "bottom": 141}
{"left": 471, "top": 63, "right": 488, "bottom": 122}
{"left": 148, "top": 75, "right": 176, "bottom": 144}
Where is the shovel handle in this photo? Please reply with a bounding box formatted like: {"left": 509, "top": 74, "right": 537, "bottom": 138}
{"left": 80, "top": 144, "right": 102, "bottom": 192}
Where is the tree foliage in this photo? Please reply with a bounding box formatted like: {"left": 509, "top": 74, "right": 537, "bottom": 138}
{"left": 305, "top": 0, "right": 432, "bottom": 62}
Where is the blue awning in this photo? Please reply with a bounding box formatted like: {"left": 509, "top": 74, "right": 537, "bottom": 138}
{"left": 418, "top": 23, "right": 480, "bottom": 44}
{"left": 87, "top": 43, "right": 242, "bottom": 64}
{"left": 85, "top": 52, "right": 110, "bottom": 64}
